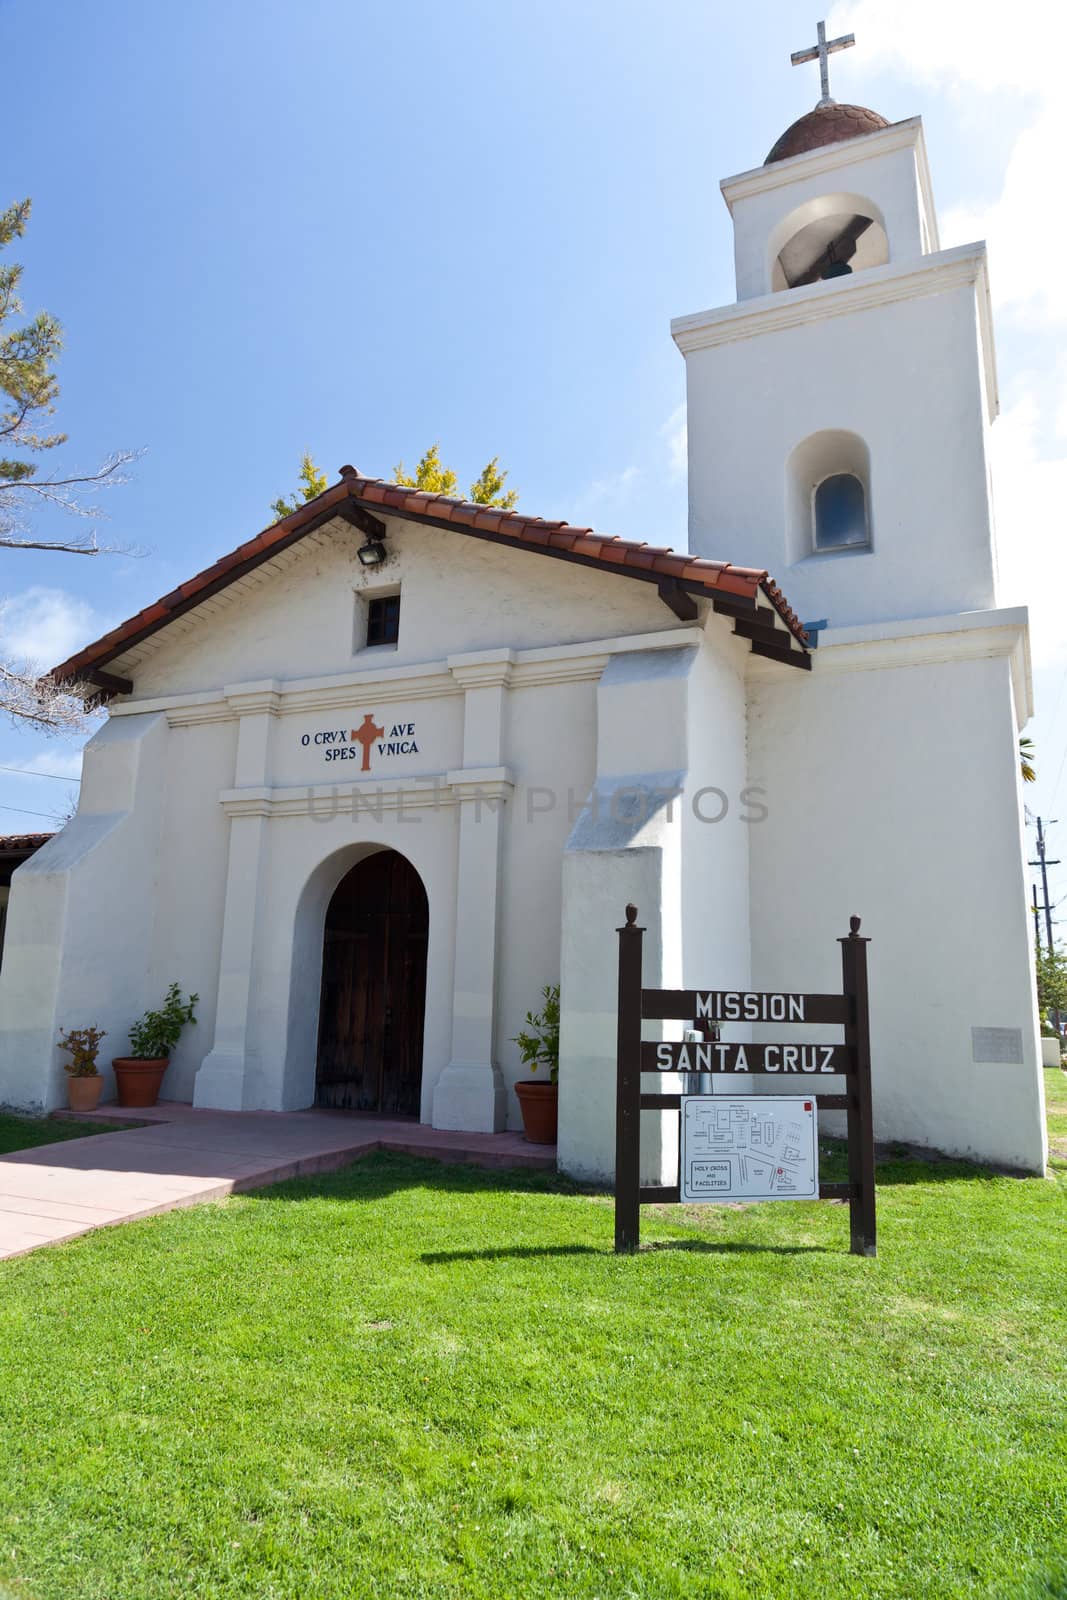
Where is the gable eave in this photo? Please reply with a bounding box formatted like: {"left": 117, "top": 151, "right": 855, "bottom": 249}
{"left": 49, "top": 472, "right": 809, "bottom": 691}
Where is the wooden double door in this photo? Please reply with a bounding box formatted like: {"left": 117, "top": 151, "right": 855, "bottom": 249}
{"left": 315, "top": 850, "right": 428, "bottom": 1117}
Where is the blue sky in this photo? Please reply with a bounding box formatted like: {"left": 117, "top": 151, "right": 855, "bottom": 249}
{"left": 3, "top": 0, "right": 1066, "bottom": 926}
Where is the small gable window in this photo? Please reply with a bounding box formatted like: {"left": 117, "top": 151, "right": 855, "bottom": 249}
{"left": 366, "top": 592, "right": 401, "bottom": 647}
{"left": 813, "top": 472, "right": 868, "bottom": 551}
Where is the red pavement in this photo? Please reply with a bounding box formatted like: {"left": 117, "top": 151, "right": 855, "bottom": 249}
{"left": 0, "top": 1102, "right": 556, "bottom": 1261}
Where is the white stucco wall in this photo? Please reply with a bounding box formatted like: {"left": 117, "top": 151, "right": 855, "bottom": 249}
{"left": 0, "top": 713, "right": 172, "bottom": 1110}
{"left": 678, "top": 263, "right": 997, "bottom": 630}
{"left": 494, "top": 678, "right": 597, "bottom": 1126}
{"left": 557, "top": 635, "right": 752, "bottom": 1182}
{"left": 122, "top": 519, "right": 679, "bottom": 701}
{"left": 0, "top": 520, "right": 710, "bottom": 1135}
{"left": 747, "top": 625, "right": 1045, "bottom": 1173}
{"left": 141, "top": 718, "right": 235, "bottom": 1101}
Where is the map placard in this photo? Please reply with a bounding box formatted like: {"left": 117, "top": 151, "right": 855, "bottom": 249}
{"left": 679, "top": 1096, "right": 819, "bottom": 1203}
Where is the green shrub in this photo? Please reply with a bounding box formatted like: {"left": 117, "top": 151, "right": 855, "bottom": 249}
{"left": 127, "top": 984, "right": 198, "bottom": 1060}
{"left": 512, "top": 984, "right": 560, "bottom": 1084}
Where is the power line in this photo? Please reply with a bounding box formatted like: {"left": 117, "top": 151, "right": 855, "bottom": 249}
{"left": 1051, "top": 741, "right": 1067, "bottom": 809}
{"left": 0, "top": 763, "right": 80, "bottom": 784}
{"left": 0, "top": 803, "right": 62, "bottom": 822}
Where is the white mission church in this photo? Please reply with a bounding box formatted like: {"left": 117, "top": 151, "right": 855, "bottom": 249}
{"left": 0, "top": 49, "right": 1048, "bottom": 1178}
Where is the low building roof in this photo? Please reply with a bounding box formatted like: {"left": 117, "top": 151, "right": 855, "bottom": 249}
{"left": 0, "top": 833, "right": 54, "bottom": 852}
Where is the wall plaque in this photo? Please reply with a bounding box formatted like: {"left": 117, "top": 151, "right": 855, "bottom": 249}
{"left": 971, "top": 1027, "right": 1024, "bottom": 1065}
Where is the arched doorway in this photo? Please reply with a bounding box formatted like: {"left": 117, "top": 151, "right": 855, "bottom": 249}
{"left": 315, "top": 849, "right": 428, "bottom": 1116}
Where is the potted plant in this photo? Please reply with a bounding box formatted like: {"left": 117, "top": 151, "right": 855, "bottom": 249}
{"left": 57, "top": 1026, "right": 107, "bottom": 1112}
{"left": 113, "top": 984, "right": 198, "bottom": 1108}
{"left": 512, "top": 984, "right": 559, "bottom": 1144}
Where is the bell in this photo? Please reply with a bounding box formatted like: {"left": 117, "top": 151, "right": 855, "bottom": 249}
{"left": 821, "top": 258, "right": 853, "bottom": 280}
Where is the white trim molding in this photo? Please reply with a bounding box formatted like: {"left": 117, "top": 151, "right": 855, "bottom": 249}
{"left": 671, "top": 244, "right": 998, "bottom": 422}
{"left": 220, "top": 766, "right": 516, "bottom": 821}
{"left": 747, "top": 605, "right": 1033, "bottom": 725}
{"left": 107, "top": 626, "right": 708, "bottom": 728}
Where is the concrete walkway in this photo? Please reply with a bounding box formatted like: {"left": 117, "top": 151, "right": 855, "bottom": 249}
{"left": 0, "top": 1102, "right": 556, "bottom": 1262}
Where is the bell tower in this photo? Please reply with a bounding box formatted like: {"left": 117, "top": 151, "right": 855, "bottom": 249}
{"left": 672, "top": 23, "right": 999, "bottom": 630}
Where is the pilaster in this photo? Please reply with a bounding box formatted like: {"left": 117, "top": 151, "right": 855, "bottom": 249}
{"left": 192, "top": 683, "right": 280, "bottom": 1110}
{"left": 432, "top": 652, "right": 514, "bottom": 1132}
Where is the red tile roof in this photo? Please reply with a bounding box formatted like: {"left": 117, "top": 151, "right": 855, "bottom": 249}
{"left": 0, "top": 833, "right": 53, "bottom": 853}
{"left": 49, "top": 469, "right": 807, "bottom": 686}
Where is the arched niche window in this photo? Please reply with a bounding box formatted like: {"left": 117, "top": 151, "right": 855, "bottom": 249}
{"left": 813, "top": 472, "right": 868, "bottom": 550}
{"left": 786, "top": 430, "right": 872, "bottom": 563}
{"left": 769, "top": 194, "right": 889, "bottom": 294}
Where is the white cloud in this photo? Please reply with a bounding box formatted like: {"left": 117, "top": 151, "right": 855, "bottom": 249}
{"left": 584, "top": 465, "right": 640, "bottom": 504}
{"left": 8, "top": 748, "right": 85, "bottom": 781}
{"left": 832, "top": 0, "right": 1067, "bottom": 324}
{"left": 0, "top": 588, "right": 101, "bottom": 670}
{"left": 830, "top": 0, "right": 1066, "bottom": 98}
{"left": 990, "top": 379, "right": 1067, "bottom": 668}
{"left": 569, "top": 465, "right": 642, "bottom": 528}
{"left": 940, "top": 111, "right": 1067, "bottom": 326}
{"left": 827, "top": 0, "right": 1067, "bottom": 673}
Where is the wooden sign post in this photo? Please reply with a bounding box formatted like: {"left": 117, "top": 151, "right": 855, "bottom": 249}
{"left": 615, "top": 907, "right": 876, "bottom": 1256}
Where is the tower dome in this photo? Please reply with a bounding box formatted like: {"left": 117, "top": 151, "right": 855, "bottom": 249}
{"left": 765, "top": 102, "right": 890, "bottom": 165}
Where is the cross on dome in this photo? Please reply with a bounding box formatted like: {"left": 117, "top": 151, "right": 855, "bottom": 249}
{"left": 790, "top": 19, "right": 855, "bottom": 107}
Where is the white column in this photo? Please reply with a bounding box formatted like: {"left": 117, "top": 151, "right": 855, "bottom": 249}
{"left": 193, "top": 683, "right": 280, "bottom": 1111}
{"left": 432, "top": 652, "right": 514, "bottom": 1132}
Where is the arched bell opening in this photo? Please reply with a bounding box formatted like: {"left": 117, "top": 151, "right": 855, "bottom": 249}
{"left": 769, "top": 193, "right": 889, "bottom": 292}
{"left": 314, "top": 848, "right": 429, "bottom": 1116}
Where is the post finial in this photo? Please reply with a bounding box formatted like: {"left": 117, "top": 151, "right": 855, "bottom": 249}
{"left": 625, "top": 903, "right": 638, "bottom": 926}
{"left": 849, "top": 915, "right": 862, "bottom": 935}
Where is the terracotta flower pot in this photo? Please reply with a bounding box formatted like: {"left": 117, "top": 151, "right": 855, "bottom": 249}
{"left": 66, "top": 1074, "right": 104, "bottom": 1113}
{"left": 515, "top": 1079, "right": 558, "bottom": 1144}
{"left": 112, "top": 1057, "right": 169, "bottom": 1108}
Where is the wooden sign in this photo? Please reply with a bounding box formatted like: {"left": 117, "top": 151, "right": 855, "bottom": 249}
{"left": 615, "top": 909, "right": 876, "bottom": 1257}
{"left": 643, "top": 990, "right": 847, "bottom": 1024}
{"left": 642, "top": 1041, "right": 852, "bottom": 1074}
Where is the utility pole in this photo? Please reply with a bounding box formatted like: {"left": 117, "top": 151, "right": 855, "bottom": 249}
{"left": 1028, "top": 817, "right": 1059, "bottom": 958}
{"left": 1029, "top": 817, "right": 1062, "bottom": 1036}
{"left": 1032, "top": 884, "right": 1042, "bottom": 947}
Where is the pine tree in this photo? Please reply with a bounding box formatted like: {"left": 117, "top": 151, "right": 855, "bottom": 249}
{"left": 393, "top": 442, "right": 517, "bottom": 508}
{"left": 469, "top": 455, "right": 518, "bottom": 510}
{"left": 1, "top": 197, "right": 136, "bottom": 731}
{"left": 0, "top": 199, "right": 134, "bottom": 552}
{"left": 271, "top": 452, "right": 329, "bottom": 521}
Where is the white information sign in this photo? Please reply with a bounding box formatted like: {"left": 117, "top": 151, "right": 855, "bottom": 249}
{"left": 680, "top": 1096, "right": 819, "bottom": 1203}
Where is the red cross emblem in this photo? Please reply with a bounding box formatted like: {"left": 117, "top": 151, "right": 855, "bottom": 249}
{"left": 351, "top": 713, "right": 384, "bottom": 773}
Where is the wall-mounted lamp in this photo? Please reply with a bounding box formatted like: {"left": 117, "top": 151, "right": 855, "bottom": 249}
{"left": 357, "top": 536, "right": 387, "bottom": 567}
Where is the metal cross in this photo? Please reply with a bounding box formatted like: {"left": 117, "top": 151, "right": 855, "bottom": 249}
{"left": 791, "top": 19, "right": 855, "bottom": 107}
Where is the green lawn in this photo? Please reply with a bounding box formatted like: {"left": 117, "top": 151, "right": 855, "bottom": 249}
{"left": 0, "top": 1099, "right": 1064, "bottom": 1598}
{"left": 1045, "top": 1062, "right": 1067, "bottom": 1155}
{"left": 0, "top": 1112, "right": 127, "bottom": 1155}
